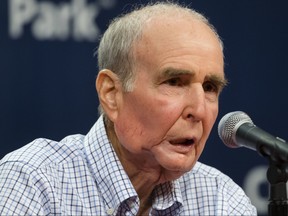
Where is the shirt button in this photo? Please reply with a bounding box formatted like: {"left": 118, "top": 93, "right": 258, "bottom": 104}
{"left": 106, "top": 208, "right": 114, "bottom": 215}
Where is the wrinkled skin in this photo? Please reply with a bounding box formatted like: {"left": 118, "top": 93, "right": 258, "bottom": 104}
{"left": 96, "top": 14, "right": 226, "bottom": 214}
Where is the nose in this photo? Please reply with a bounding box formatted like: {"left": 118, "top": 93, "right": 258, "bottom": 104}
{"left": 182, "top": 83, "right": 206, "bottom": 122}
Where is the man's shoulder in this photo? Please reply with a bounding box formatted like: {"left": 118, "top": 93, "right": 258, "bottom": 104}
{"left": 180, "top": 161, "right": 233, "bottom": 188}
{"left": 190, "top": 161, "right": 230, "bottom": 179}
{"left": 180, "top": 161, "right": 244, "bottom": 200}
{"left": 0, "top": 134, "right": 85, "bottom": 170}
{"left": 178, "top": 164, "right": 257, "bottom": 215}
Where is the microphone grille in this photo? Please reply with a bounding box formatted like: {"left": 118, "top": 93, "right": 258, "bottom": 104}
{"left": 218, "top": 111, "right": 253, "bottom": 148}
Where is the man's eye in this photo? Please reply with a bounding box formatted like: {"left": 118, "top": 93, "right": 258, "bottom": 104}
{"left": 164, "top": 78, "right": 182, "bottom": 86}
{"left": 203, "top": 81, "right": 218, "bottom": 93}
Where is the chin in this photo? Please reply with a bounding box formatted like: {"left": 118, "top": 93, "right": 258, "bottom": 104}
{"left": 161, "top": 162, "right": 196, "bottom": 182}
{"left": 172, "top": 156, "right": 197, "bottom": 171}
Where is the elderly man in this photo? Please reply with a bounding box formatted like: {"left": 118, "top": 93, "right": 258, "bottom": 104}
{"left": 0, "top": 2, "right": 256, "bottom": 215}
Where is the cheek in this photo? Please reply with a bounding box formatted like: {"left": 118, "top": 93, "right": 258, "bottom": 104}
{"left": 114, "top": 95, "right": 185, "bottom": 151}
{"left": 203, "top": 105, "right": 219, "bottom": 137}
{"left": 196, "top": 107, "right": 218, "bottom": 159}
{"left": 144, "top": 98, "right": 185, "bottom": 133}
{"left": 129, "top": 91, "right": 185, "bottom": 129}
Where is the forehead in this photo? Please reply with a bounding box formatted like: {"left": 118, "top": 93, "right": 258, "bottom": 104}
{"left": 133, "top": 15, "right": 224, "bottom": 77}
{"left": 136, "top": 13, "right": 222, "bottom": 48}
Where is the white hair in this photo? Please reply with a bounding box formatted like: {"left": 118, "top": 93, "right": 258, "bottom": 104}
{"left": 96, "top": 2, "right": 223, "bottom": 117}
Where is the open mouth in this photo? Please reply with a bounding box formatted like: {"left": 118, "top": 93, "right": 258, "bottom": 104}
{"left": 170, "top": 138, "right": 195, "bottom": 146}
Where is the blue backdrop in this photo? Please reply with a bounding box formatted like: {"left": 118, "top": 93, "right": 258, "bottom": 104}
{"left": 1, "top": 1, "right": 288, "bottom": 215}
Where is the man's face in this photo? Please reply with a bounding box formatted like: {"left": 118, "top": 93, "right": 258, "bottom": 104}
{"left": 113, "top": 16, "right": 225, "bottom": 181}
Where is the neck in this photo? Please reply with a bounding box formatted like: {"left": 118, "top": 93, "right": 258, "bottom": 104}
{"left": 105, "top": 121, "right": 162, "bottom": 211}
{"left": 120, "top": 157, "right": 158, "bottom": 215}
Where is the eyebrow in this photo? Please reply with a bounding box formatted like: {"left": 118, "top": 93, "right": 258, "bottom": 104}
{"left": 206, "top": 74, "right": 229, "bottom": 92}
{"left": 162, "top": 67, "right": 228, "bottom": 83}
{"left": 161, "top": 68, "right": 194, "bottom": 78}
{"left": 160, "top": 67, "right": 228, "bottom": 91}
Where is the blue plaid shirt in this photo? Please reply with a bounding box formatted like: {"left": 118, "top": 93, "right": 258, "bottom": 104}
{"left": 0, "top": 116, "right": 257, "bottom": 215}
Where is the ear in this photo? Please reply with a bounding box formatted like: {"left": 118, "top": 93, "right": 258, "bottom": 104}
{"left": 96, "top": 69, "right": 121, "bottom": 122}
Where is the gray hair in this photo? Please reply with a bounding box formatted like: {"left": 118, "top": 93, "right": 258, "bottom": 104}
{"left": 96, "top": 2, "right": 223, "bottom": 117}
{"left": 97, "top": 2, "right": 223, "bottom": 92}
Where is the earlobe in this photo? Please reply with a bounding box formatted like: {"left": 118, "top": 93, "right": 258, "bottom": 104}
{"left": 96, "top": 69, "right": 121, "bottom": 122}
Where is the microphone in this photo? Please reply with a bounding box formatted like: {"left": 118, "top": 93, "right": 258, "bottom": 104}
{"left": 218, "top": 111, "right": 288, "bottom": 161}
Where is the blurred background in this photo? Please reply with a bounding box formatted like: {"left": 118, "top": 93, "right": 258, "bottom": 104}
{"left": 1, "top": 0, "right": 288, "bottom": 215}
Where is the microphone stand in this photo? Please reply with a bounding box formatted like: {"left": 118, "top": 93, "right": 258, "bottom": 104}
{"left": 266, "top": 158, "right": 288, "bottom": 216}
